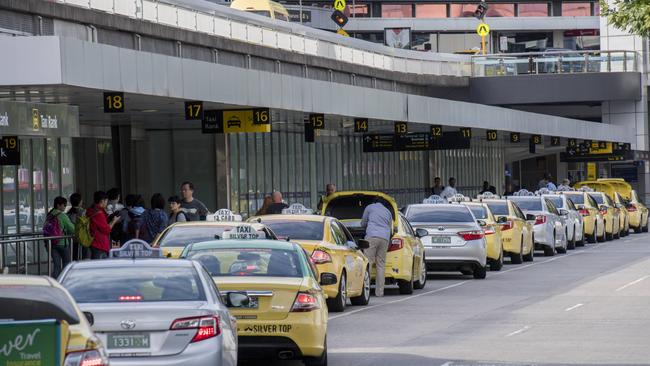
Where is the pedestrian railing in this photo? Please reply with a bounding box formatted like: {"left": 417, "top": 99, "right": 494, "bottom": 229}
{"left": 471, "top": 50, "right": 639, "bottom": 77}
{"left": 49, "top": 0, "right": 472, "bottom": 77}
{"left": 0, "top": 233, "right": 76, "bottom": 277}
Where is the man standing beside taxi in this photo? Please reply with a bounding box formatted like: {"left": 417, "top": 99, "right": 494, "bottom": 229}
{"left": 180, "top": 181, "right": 209, "bottom": 221}
{"left": 361, "top": 198, "right": 392, "bottom": 297}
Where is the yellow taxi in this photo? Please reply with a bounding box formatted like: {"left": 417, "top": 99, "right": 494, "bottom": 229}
{"left": 152, "top": 209, "right": 277, "bottom": 258}
{"left": 560, "top": 190, "right": 605, "bottom": 243}
{"left": 250, "top": 204, "right": 371, "bottom": 312}
{"left": 584, "top": 190, "right": 621, "bottom": 241}
{"left": 321, "top": 191, "right": 427, "bottom": 295}
{"left": 613, "top": 192, "right": 630, "bottom": 237}
{"left": 575, "top": 180, "right": 629, "bottom": 237}
{"left": 0, "top": 275, "right": 108, "bottom": 366}
{"left": 477, "top": 194, "right": 534, "bottom": 264}
{"left": 596, "top": 178, "right": 649, "bottom": 233}
{"left": 462, "top": 201, "right": 505, "bottom": 271}
{"left": 180, "top": 239, "right": 331, "bottom": 366}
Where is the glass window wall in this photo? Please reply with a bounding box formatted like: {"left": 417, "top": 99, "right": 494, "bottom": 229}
{"left": 449, "top": 4, "right": 476, "bottom": 17}
{"left": 562, "top": 2, "right": 591, "bottom": 16}
{"left": 381, "top": 4, "right": 413, "bottom": 18}
{"left": 415, "top": 4, "right": 447, "bottom": 18}
{"left": 486, "top": 3, "right": 515, "bottom": 17}
{"left": 518, "top": 3, "right": 549, "bottom": 16}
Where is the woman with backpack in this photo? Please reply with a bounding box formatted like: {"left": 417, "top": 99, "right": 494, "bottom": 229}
{"left": 44, "top": 196, "right": 75, "bottom": 277}
{"left": 140, "top": 193, "right": 169, "bottom": 243}
{"left": 168, "top": 195, "right": 187, "bottom": 224}
{"left": 66, "top": 193, "right": 87, "bottom": 260}
{"left": 86, "top": 191, "right": 121, "bottom": 259}
{"left": 121, "top": 194, "right": 145, "bottom": 241}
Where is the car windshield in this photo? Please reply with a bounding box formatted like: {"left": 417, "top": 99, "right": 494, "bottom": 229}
{"left": 566, "top": 194, "right": 584, "bottom": 204}
{"left": 589, "top": 194, "right": 605, "bottom": 204}
{"left": 406, "top": 206, "right": 474, "bottom": 223}
{"left": 545, "top": 196, "right": 564, "bottom": 208}
{"left": 62, "top": 266, "right": 206, "bottom": 303}
{"left": 259, "top": 220, "right": 324, "bottom": 240}
{"left": 509, "top": 198, "right": 542, "bottom": 211}
{"left": 0, "top": 287, "right": 80, "bottom": 324}
{"left": 159, "top": 226, "right": 269, "bottom": 247}
{"left": 467, "top": 206, "right": 488, "bottom": 219}
{"left": 485, "top": 202, "right": 508, "bottom": 215}
{"left": 186, "top": 248, "right": 306, "bottom": 278}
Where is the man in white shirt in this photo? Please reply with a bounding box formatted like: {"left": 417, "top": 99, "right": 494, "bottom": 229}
{"left": 440, "top": 177, "right": 458, "bottom": 198}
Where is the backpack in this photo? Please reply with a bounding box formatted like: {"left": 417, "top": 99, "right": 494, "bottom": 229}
{"left": 43, "top": 212, "right": 63, "bottom": 245}
{"left": 76, "top": 211, "right": 98, "bottom": 248}
{"left": 127, "top": 211, "right": 141, "bottom": 239}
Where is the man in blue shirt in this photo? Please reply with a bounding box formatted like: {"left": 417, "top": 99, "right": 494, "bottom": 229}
{"left": 360, "top": 198, "right": 393, "bottom": 297}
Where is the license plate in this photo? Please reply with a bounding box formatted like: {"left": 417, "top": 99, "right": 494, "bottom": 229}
{"left": 430, "top": 236, "right": 451, "bottom": 244}
{"left": 107, "top": 333, "right": 150, "bottom": 349}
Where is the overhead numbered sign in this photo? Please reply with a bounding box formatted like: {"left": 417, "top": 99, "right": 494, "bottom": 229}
{"left": 531, "top": 135, "right": 542, "bottom": 145}
{"left": 395, "top": 122, "right": 408, "bottom": 135}
{"left": 486, "top": 130, "right": 498, "bottom": 141}
{"left": 354, "top": 118, "right": 368, "bottom": 133}
{"left": 0, "top": 136, "right": 20, "bottom": 166}
{"left": 431, "top": 125, "right": 443, "bottom": 138}
{"left": 460, "top": 127, "right": 472, "bottom": 140}
{"left": 333, "top": 0, "right": 346, "bottom": 12}
{"left": 103, "top": 92, "right": 124, "bottom": 113}
{"left": 202, "top": 108, "right": 271, "bottom": 134}
{"left": 568, "top": 138, "right": 577, "bottom": 148}
{"left": 185, "top": 101, "right": 203, "bottom": 120}
{"left": 551, "top": 136, "right": 561, "bottom": 146}
{"left": 310, "top": 114, "right": 325, "bottom": 129}
{"left": 510, "top": 132, "right": 520, "bottom": 143}
{"left": 476, "top": 23, "right": 490, "bottom": 37}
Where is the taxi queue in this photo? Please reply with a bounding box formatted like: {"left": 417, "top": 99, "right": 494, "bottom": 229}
{"left": 6, "top": 178, "right": 647, "bottom": 366}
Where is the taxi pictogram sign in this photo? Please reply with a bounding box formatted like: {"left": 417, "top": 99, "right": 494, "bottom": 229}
{"left": 476, "top": 23, "right": 490, "bottom": 37}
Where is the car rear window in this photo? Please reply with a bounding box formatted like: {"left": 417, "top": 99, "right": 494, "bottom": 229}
{"left": 566, "top": 194, "right": 584, "bottom": 204}
{"left": 406, "top": 206, "right": 474, "bottom": 223}
{"left": 545, "top": 196, "right": 563, "bottom": 208}
{"left": 187, "top": 248, "right": 305, "bottom": 278}
{"left": 467, "top": 206, "right": 488, "bottom": 219}
{"left": 485, "top": 202, "right": 508, "bottom": 215}
{"left": 323, "top": 195, "right": 395, "bottom": 220}
{"left": 260, "top": 220, "right": 324, "bottom": 241}
{"left": 62, "top": 267, "right": 206, "bottom": 303}
{"left": 509, "top": 198, "right": 542, "bottom": 211}
{"left": 0, "top": 287, "right": 80, "bottom": 324}
{"left": 589, "top": 193, "right": 605, "bottom": 204}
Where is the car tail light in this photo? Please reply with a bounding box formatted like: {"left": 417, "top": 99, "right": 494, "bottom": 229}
{"left": 500, "top": 220, "right": 514, "bottom": 231}
{"left": 118, "top": 295, "right": 142, "bottom": 302}
{"left": 483, "top": 228, "right": 495, "bottom": 235}
{"left": 457, "top": 230, "right": 484, "bottom": 241}
{"left": 534, "top": 215, "right": 547, "bottom": 225}
{"left": 578, "top": 209, "right": 590, "bottom": 216}
{"left": 627, "top": 204, "right": 637, "bottom": 212}
{"left": 170, "top": 316, "right": 221, "bottom": 342}
{"left": 64, "top": 350, "right": 108, "bottom": 366}
{"left": 311, "top": 250, "right": 332, "bottom": 264}
{"left": 599, "top": 208, "right": 608, "bottom": 216}
{"left": 388, "top": 238, "right": 404, "bottom": 252}
{"left": 291, "top": 292, "right": 320, "bottom": 312}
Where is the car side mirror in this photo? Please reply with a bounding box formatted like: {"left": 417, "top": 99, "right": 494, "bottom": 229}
{"left": 320, "top": 272, "right": 338, "bottom": 286}
{"left": 559, "top": 208, "right": 569, "bottom": 216}
{"left": 599, "top": 205, "right": 608, "bottom": 211}
{"left": 415, "top": 228, "right": 429, "bottom": 238}
{"left": 83, "top": 311, "right": 94, "bottom": 326}
{"left": 476, "top": 219, "right": 487, "bottom": 227}
{"left": 496, "top": 216, "right": 508, "bottom": 224}
{"left": 356, "top": 239, "right": 370, "bottom": 250}
{"left": 525, "top": 214, "right": 536, "bottom": 221}
{"left": 226, "top": 292, "right": 251, "bottom": 308}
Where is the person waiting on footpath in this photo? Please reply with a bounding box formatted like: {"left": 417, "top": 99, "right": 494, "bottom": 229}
{"left": 86, "top": 191, "right": 120, "bottom": 259}
{"left": 255, "top": 195, "right": 272, "bottom": 216}
{"left": 266, "top": 191, "right": 289, "bottom": 214}
{"left": 360, "top": 198, "right": 393, "bottom": 297}
{"left": 168, "top": 196, "right": 187, "bottom": 224}
{"left": 479, "top": 181, "right": 497, "bottom": 195}
{"left": 317, "top": 183, "right": 337, "bottom": 211}
{"left": 66, "top": 193, "right": 87, "bottom": 260}
{"left": 140, "top": 194, "right": 168, "bottom": 243}
{"left": 440, "top": 177, "right": 458, "bottom": 198}
{"left": 106, "top": 188, "right": 124, "bottom": 216}
{"left": 43, "top": 196, "right": 76, "bottom": 277}
{"left": 180, "top": 181, "right": 209, "bottom": 221}
{"left": 431, "top": 177, "right": 445, "bottom": 196}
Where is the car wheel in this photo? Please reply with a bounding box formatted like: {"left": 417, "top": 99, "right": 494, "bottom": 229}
{"left": 576, "top": 227, "right": 585, "bottom": 247}
{"left": 473, "top": 265, "right": 487, "bottom": 279}
{"left": 606, "top": 231, "right": 613, "bottom": 241}
{"left": 490, "top": 248, "right": 504, "bottom": 271}
{"left": 634, "top": 225, "right": 643, "bottom": 233}
{"left": 398, "top": 262, "right": 414, "bottom": 294}
{"left": 544, "top": 235, "right": 556, "bottom": 256}
{"left": 350, "top": 267, "right": 371, "bottom": 306}
{"left": 598, "top": 224, "right": 607, "bottom": 242}
{"left": 510, "top": 237, "right": 524, "bottom": 264}
{"left": 523, "top": 242, "right": 534, "bottom": 262}
{"left": 587, "top": 225, "right": 597, "bottom": 243}
{"left": 414, "top": 257, "right": 427, "bottom": 289}
{"left": 304, "top": 338, "right": 327, "bottom": 366}
{"left": 567, "top": 229, "right": 576, "bottom": 250}
{"left": 643, "top": 220, "right": 648, "bottom": 232}
{"left": 326, "top": 272, "right": 346, "bottom": 312}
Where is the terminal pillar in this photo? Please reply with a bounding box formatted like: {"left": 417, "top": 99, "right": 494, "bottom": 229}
{"left": 111, "top": 124, "right": 132, "bottom": 198}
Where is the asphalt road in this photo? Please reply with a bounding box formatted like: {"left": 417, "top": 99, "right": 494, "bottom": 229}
{"left": 254, "top": 232, "right": 650, "bottom": 366}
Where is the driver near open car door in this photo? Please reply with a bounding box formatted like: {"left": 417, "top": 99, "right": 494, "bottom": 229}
{"left": 361, "top": 198, "right": 393, "bottom": 297}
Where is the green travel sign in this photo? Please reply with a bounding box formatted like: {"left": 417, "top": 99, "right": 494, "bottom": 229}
{"left": 0, "top": 320, "right": 61, "bottom": 366}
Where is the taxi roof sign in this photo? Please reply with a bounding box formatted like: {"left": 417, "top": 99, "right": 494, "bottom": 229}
{"left": 221, "top": 224, "right": 263, "bottom": 240}
{"left": 535, "top": 187, "right": 552, "bottom": 195}
{"left": 109, "top": 239, "right": 162, "bottom": 258}
{"left": 448, "top": 194, "right": 471, "bottom": 203}
{"left": 423, "top": 195, "right": 447, "bottom": 204}
{"left": 476, "top": 192, "right": 500, "bottom": 200}
{"left": 578, "top": 186, "right": 594, "bottom": 192}
{"left": 513, "top": 189, "right": 535, "bottom": 197}
{"left": 208, "top": 208, "right": 242, "bottom": 222}
{"left": 282, "top": 203, "right": 313, "bottom": 215}
{"left": 556, "top": 184, "right": 575, "bottom": 192}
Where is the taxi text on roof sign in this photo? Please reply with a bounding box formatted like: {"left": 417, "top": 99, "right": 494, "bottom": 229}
{"left": 110, "top": 239, "right": 162, "bottom": 258}
{"left": 423, "top": 195, "right": 447, "bottom": 204}
{"left": 208, "top": 208, "right": 243, "bottom": 222}
{"left": 221, "top": 225, "right": 263, "bottom": 239}
{"left": 282, "top": 203, "right": 314, "bottom": 215}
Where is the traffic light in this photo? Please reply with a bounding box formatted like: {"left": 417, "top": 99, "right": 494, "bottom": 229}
{"left": 331, "top": 10, "right": 348, "bottom": 27}
{"left": 474, "top": 1, "right": 488, "bottom": 20}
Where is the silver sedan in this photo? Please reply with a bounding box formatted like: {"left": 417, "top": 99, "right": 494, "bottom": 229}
{"left": 58, "top": 256, "right": 241, "bottom": 366}
{"left": 507, "top": 196, "right": 568, "bottom": 256}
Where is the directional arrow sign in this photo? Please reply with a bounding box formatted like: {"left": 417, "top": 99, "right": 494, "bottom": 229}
{"left": 333, "top": 0, "right": 346, "bottom": 12}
